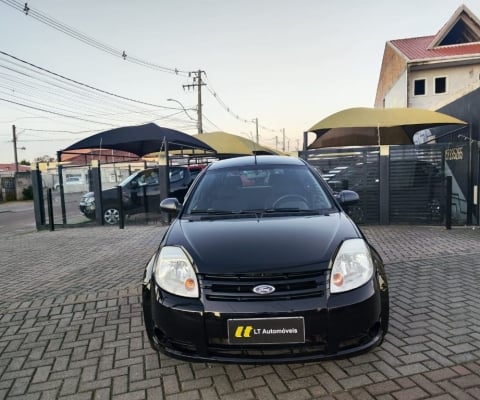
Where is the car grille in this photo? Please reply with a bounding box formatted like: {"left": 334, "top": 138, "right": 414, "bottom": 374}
{"left": 199, "top": 270, "right": 327, "bottom": 301}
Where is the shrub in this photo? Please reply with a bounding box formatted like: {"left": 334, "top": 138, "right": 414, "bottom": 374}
{"left": 22, "top": 185, "right": 33, "bottom": 200}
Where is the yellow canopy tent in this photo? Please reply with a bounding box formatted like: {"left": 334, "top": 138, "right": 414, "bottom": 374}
{"left": 167, "top": 131, "right": 280, "bottom": 159}
{"left": 307, "top": 107, "right": 467, "bottom": 148}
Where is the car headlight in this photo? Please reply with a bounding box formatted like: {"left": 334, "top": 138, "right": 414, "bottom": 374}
{"left": 330, "top": 239, "right": 373, "bottom": 294}
{"left": 154, "top": 246, "right": 199, "bottom": 298}
{"left": 85, "top": 197, "right": 95, "bottom": 204}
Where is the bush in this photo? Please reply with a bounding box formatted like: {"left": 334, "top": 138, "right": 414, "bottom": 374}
{"left": 22, "top": 185, "right": 33, "bottom": 200}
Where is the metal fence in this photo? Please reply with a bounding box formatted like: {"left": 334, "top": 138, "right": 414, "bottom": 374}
{"left": 302, "top": 146, "right": 380, "bottom": 224}
{"left": 32, "top": 161, "right": 158, "bottom": 229}
{"left": 29, "top": 144, "right": 474, "bottom": 228}
{"left": 389, "top": 146, "right": 445, "bottom": 224}
{"left": 301, "top": 143, "right": 467, "bottom": 225}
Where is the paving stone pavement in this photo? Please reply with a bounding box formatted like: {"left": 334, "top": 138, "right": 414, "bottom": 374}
{"left": 1, "top": 223, "right": 480, "bottom": 399}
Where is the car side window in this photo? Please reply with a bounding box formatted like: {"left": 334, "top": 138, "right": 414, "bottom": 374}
{"left": 170, "top": 169, "right": 185, "bottom": 183}
{"left": 136, "top": 170, "right": 159, "bottom": 186}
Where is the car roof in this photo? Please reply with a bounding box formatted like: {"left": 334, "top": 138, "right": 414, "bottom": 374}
{"left": 207, "top": 155, "right": 305, "bottom": 171}
{"left": 143, "top": 165, "right": 187, "bottom": 172}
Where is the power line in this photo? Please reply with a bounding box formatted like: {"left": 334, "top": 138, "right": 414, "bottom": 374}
{"left": 0, "top": 3, "right": 283, "bottom": 141}
{"left": 202, "top": 114, "right": 222, "bottom": 131}
{"left": 0, "top": 0, "right": 190, "bottom": 76}
{"left": 0, "top": 51, "right": 181, "bottom": 110}
{"left": 0, "top": 65, "right": 145, "bottom": 117}
{"left": 1, "top": 3, "right": 281, "bottom": 139}
{"left": 22, "top": 128, "right": 98, "bottom": 134}
{"left": 0, "top": 97, "right": 119, "bottom": 126}
{"left": 203, "top": 73, "right": 282, "bottom": 134}
{"left": 0, "top": 52, "right": 198, "bottom": 130}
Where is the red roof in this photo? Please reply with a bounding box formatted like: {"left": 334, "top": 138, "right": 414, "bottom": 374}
{"left": 0, "top": 163, "right": 30, "bottom": 172}
{"left": 391, "top": 35, "right": 480, "bottom": 61}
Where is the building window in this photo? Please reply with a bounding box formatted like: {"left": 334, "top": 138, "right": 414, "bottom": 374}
{"left": 435, "top": 77, "right": 447, "bottom": 94}
{"left": 414, "top": 79, "right": 426, "bottom": 96}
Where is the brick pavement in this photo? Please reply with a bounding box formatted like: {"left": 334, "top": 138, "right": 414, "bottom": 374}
{"left": 1, "top": 223, "right": 480, "bottom": 399}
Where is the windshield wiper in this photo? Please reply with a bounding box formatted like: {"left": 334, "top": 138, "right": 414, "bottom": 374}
{"left": 264, "top": 207, "right": 310, "bottom": 213}
{"left": 263, "top": 208, "right": 330, "bottom": 216}
{"left": 187, "top": 209, "right": 258, "bottom": 219}
{"left": 189, "top": 209, "right": 236, "bottom": 215}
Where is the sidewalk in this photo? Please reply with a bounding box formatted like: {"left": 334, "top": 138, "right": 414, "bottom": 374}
{"left": 0, "top": 200, "right": 33, "bottom": 213}
{"left": 1, "top": 224, "right": 480, "bottom": 399}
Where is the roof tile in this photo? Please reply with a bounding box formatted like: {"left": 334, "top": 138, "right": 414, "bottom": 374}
{"left": 391, "top": 36, "right": 480, "bottom": 60}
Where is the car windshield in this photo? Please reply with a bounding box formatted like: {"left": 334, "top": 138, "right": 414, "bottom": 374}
{"left": 184, "top": 164, "right": 335, "bottom": 215}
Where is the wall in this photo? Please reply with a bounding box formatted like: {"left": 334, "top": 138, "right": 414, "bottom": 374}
{"left": 375, "top": 43, "right": 407, "bottom": 107}
{"left": 408, "top": 63, "right": 480, "bottom": 109}
{"left": 383, "top": 70, "right": 408, "bottom": 107}
{"left": 15, "top": 172, "right": 31, "bottom": 200}
{"left": 0, "top": 172, "right": 32, "bottom": 201}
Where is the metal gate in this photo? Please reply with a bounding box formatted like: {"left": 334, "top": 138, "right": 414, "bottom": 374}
{"left": 301, "top": 147, "right": 380, "bottom": 223}
{"left": 389, "top": 146, "right": 445, "bottom": 224}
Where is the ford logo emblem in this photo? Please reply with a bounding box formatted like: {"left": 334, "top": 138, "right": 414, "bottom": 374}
{"left": 252, "top": 284, "right": 276, "bottom": 295}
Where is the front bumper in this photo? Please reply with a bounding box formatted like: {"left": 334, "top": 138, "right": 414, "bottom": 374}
{"left": 143, "top": 278, "right": 387, "bottom": 364}
{"left": 79, "top": 198, "right": 95, "bottom": 217}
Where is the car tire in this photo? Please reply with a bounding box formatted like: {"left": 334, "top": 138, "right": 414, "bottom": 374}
{"left": 103, "top": 206, "right": 119, "bottom": 225}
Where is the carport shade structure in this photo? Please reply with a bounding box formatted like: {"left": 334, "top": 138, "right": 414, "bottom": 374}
{"left": 192, "top": 131, "right": 279, "bottom": 159}
{"left": 166, "top": 131, "right": 280, "bottom": 159}
{"left": 60, "top": 123, "right": 215, "bottom": 158}
{"left": 307, "top": 107, "right": 467, "bottom": 148}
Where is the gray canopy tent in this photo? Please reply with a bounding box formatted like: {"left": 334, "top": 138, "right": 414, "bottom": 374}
{"left": 60, "top": 122, "right": 215, "bottom": 159}
{"left": 54, "top": 123, "right": 215, "bottom": 226}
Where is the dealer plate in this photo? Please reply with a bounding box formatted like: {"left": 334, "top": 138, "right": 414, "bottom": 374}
{"left": 227, "top": 317, "right": 305, "bottom": 344}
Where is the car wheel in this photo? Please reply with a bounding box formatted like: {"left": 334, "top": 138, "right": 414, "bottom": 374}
{"left": 103, "top": 207, "right": 119, "bottom": 225}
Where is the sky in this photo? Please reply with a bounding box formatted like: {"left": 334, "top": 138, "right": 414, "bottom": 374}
{"left": 0, "top": 0, "right": 479, "bottom": 163}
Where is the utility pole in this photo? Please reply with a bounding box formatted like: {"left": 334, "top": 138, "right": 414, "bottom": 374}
{"left": 282, "top": 128, "right": 285, "bottom": 152}
{"left": 255, "top": 118, "right": 259, "bottom": 144}
{"left": 12, "top": 125, "right": 18, "bottom": 173}
{"left": 183, "top": 70, "right": 205, "bottom": 133}
{"left": 275, "top": 136, "right": 278, "bottom": 151}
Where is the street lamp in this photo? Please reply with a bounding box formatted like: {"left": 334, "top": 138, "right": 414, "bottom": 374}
{"left": 167, "top": 98, "right": 196, "bottom": 122}
{"left": 167, "top": 98, "right": 203, "bottom": 133}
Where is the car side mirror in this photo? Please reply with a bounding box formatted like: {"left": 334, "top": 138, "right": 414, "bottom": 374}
{"left": 336, "top": 190, "right": 359, "bottom": 206}
{"left": 160, "top": 197, "right": 182, "bottom": 214}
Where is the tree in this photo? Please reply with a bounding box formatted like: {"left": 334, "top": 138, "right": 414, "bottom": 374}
{"left": 20, "top": 159, "right": 31, "bottom": 165}
{"left": 34, "top": 155, "right": 55, "bottom": 163}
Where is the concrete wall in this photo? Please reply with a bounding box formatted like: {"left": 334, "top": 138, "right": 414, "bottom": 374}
{"left": 375, "top": 43, "right": 407, "bottom": 107}
{"left": 409, "top": 64, "right": 480, "bottom": 109}
{"left": 383, "top": 70, "right": 408, "bottom": 108}
{"left": 0, "top": 172, "right": 32, "bottom": 201}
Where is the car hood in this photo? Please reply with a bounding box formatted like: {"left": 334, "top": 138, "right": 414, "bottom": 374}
{"left": 81, "top": 187, "right": 118, "bottom": 199}
{"left": 165, "top": 213, "right": 361, "bottom": 274}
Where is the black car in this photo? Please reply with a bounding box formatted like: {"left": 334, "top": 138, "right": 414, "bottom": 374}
{"left": 142, "top": 155, "right": 389, "bottom": 363}
{"left": 79, "top": 166, "right": 193, "bottom": 224}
